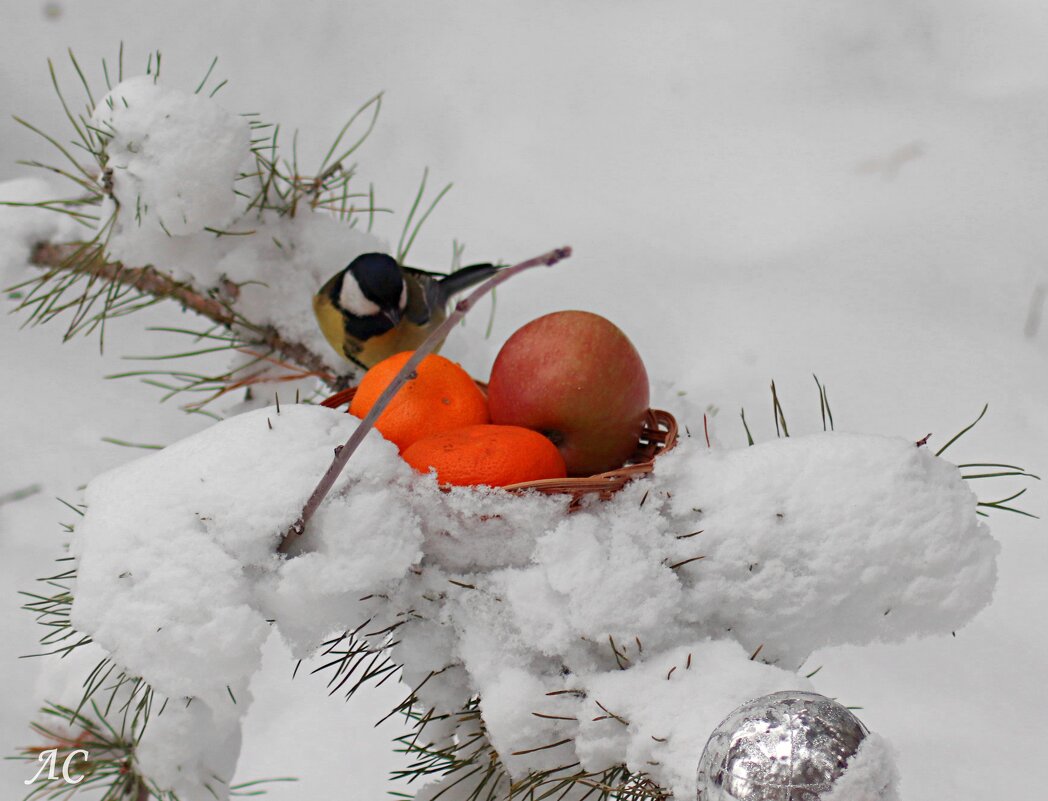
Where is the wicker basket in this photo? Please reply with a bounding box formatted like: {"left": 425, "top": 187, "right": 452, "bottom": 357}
{"left": 320, "top": 386, "right": 678, "bottom": 504}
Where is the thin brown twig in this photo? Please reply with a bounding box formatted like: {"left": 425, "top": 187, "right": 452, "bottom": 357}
{"left": 276, "top": 245, "right": 572, "bottom": 554}
{"left": 28, "top": 242, "right": 335, "bottom": 379}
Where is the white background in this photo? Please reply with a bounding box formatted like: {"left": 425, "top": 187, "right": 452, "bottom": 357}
{"left": 2, "top": 1, "right": 1048, "bottom": 798}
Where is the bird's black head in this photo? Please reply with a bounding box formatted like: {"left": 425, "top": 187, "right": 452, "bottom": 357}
{"left": 338, "top": 252, "right": 408, "bottom": 325}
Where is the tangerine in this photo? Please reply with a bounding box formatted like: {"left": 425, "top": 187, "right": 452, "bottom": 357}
{"left": 402, "top": 424, "right": 568, "bottom": 487}
{"left": 349, "top": 352, "right": 489, "bottom": 451}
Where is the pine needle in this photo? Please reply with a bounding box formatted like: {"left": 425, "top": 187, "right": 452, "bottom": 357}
{"left": 936, "top": 404, "right": 988, "bottom": 457}
{"left": 740, "top": 407, "right": 755, "bottom": 446}
{"left": 770, "top": 380, "right": 789, "bottom": 438}
{"left": 397, "top": 167, "right": 453, "bottom": 263}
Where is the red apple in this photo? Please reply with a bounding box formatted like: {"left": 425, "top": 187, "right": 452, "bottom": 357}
{"left": 487, "top": 310, "right": 650, "bottom": 476}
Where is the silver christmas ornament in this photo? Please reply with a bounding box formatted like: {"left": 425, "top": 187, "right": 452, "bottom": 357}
{"left": 696, "top": 691, "right": 867, "bottom": 800}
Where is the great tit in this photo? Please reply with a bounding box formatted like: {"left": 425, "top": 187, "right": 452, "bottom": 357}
{"left": 313, "top": 252, "right": 499, "bottom": 368}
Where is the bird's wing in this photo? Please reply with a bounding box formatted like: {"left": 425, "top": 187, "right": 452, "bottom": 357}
{"left": 402, "top": 270, "right": 435, "bottom": 325}
{"left": 402, "top": 263, "right": 499, "bottom": 316}
{"left": 432, "top": 264, "right": 500, "bottom": 307}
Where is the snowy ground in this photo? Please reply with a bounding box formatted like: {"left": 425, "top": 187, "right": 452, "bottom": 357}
{"left": 3, "top": 1, "right": 1048, "bottom": 798}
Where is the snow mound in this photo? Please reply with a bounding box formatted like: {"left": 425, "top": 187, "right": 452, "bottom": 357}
{"left": 69, "top": 404, "right": 995, "bottom": 799}
{"left": 657, "top": 432, "right": 999, "bottom": 666}
{"left": 73, "top": 404, "right": 418, "bottom": 698}
{"left": 94, "top": 76, "right": 250, "bottom": 243}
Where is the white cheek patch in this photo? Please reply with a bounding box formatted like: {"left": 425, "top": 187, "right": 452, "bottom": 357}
{"left": 399, "top": 283, "right": 408, "bottom": 311}
{"left": 339, "top": 275, "right": 382, "bottom": 317}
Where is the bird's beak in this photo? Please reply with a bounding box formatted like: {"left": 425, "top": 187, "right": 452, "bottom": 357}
{"left": 383, "top": 308, "right": 402, "bottom": 326}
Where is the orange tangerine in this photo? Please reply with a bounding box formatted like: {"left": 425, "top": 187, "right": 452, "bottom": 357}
{"left": 349, "top": 352, "right": 489, "bottom": 451}
{"left": 402, "top": 424, "right": 568, "bottom": 487}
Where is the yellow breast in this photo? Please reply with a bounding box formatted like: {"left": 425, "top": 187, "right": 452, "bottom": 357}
{"left": 312, "top": 294, "right": 447, "bottom": 369}
{"left": 353, "top": 322, "right": 438, "bottom": 368}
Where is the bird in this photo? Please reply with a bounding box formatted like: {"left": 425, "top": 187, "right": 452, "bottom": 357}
{"left": 313, "top": 252, "right": 500, "bottom": 368}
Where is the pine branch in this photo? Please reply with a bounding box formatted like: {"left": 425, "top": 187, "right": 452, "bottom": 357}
{"left": 12, "top": 700, "right": 293, "bottom": 800}
{"left": 307, "top": 621, "right": 402, "bottom": 700}
{"left": 28, "top": 241, "right": 337, "bottom": 381}
{"left": 12, "top": 701, "right": 155, "bottom": 801}
{"left": 391, "top": 700, "right": 666, "bottom": 801}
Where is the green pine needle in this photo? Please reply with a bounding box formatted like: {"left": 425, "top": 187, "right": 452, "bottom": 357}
{"left": 936, "top": 403, "right": 988, "bottom": 457}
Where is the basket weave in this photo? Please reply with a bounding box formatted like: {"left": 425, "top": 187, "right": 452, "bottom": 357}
{"left": 320, "top": 386, "right": 678, "bottom": 504}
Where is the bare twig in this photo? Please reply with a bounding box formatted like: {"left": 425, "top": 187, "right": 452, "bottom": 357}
{"left": 276, "top": 245, "right": 573, "bottom": 554}
{"left": 29, "top": 242, "right": 334, "bottom": 379}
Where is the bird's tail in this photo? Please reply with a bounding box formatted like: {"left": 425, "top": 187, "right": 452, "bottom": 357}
{"left": 435, "top": 263, "right": 500, "bottom": 302}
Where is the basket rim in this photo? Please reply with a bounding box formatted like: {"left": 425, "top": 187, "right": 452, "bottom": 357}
{"left": 320, "top": 386, "right": 678, "bottom": 497}
{"left": 503, "top": 408, "right": 677, "bottom": 492}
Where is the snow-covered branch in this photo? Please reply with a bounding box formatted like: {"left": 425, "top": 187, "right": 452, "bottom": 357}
{"left": 65, "top": 405, "right": 996, "bottom": 800}
{"left": 29, "top": 241, "right": 336, "bottom": 381}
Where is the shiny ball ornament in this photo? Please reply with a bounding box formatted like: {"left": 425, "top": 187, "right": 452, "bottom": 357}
{"left": 696, "top": 691, "right": 867, "bottom": 800}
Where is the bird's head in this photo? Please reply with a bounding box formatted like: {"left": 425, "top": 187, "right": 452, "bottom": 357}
{"left": 339, "top": 252, "right": 408, "bottom": 326}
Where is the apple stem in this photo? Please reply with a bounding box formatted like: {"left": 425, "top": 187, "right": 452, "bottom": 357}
{"left": 277, "top": 245, "right": 574, "bottom": 554}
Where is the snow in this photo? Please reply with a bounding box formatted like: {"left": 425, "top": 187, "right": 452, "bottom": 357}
{"left": 29, "top": 642, "right": 247, "bottom": 801}
{"left": 574, "top": 642, "right": 813, "bottom": 799}
{"left": 3, "top": 3, "right": 1048, "bottom": 800}
{"left": 63, "top": 396, "right": 993, "bottom": 798}
{"left": 659, "top": 433, "right": 997, "bottom": 667}
{"left": 824, "top": 735, "right": 901, "bottom": 801}
{"left": 94, "top": 76, "right": 250, "bottom": 242}
{"left": 72, "top": 405, "right": 415, "bottom": 698}
{"left": 0, "top": 177, "right": 81, "bottom": 274}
